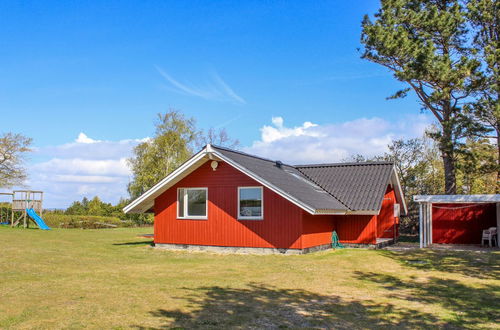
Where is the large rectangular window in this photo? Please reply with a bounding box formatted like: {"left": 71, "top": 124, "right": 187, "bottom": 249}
{"left": 177, "top": 188, "right": 208, "bottom": 219}
{"left": 238, "top": 187, "right": 263, "bottom": 220}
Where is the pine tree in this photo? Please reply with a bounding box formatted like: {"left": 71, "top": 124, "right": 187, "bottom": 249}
{"left": 466, "top": 0, "right": 500, "bottom": 191}
{"left": 361, "top": 0, "right": 481, "bottom": 194}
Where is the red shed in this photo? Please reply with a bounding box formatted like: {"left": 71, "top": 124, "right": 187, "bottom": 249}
{"left": 414, "top": 195, "right": 500, "bottom": 247}
{"left": 125, "top": 145, "right": 407, "bottom": 253}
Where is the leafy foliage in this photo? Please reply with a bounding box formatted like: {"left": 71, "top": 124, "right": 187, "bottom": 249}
{"left": 42, "top": 213, "right": 129, "bottom": 229}
{"left": 127, "top": 110, "right": 198, "bottom": 199}
{"left": 64, "top": 196, "right": 153, "bottom": 226}
{"left": 0, "top": 132, "right": 32, "bottom": 188}
{"left": 465, "top": 0, "right": 500, "bottom": 191}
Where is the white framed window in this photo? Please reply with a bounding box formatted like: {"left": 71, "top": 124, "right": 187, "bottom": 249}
{"left": 177, "top": 188, "right": 208, "bottom": 219}
{"left": 238, "top": 186, "right": 263, "bottom": 220}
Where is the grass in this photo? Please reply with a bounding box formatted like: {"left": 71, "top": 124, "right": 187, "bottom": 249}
{"left": 0, "top": 227, "right": 498, "bottom": 329}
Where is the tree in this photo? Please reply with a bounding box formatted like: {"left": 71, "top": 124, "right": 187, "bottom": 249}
{"left": 0, "top": 132, "right": 32, "bottom": 188}
{"left": 455, "top": 138, "right": 497, "bottom": 194}
{"left": 127, "top": 110, "right": 198, "bottom": 198}
{"left": 197, "top": 127, "right": 240, "bottom": 149}
{"left": 361, "top": 0, "right": 482, "bottom": 194}
{"left": 465, "top": 0, "right": 500, "bottom": 191}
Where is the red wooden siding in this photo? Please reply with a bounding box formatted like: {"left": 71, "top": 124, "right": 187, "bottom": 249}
{"left": 432, "top": 203, "right": 497, "bottom": 244}
{"left": 154, "top": 161, "right": 303, "bottom": 249}
{"left": 377, "top": 186, "right": 398, "bottom": 239}
{"left": 301, "top": 212, "right": 335, "bottom": 248}
{"left": 334, "top": 215, "right": 377, "bottom": 244}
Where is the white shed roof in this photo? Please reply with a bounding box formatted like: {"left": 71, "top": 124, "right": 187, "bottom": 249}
{"left": 414, "top": 194, "right": 500, "bottom": 203}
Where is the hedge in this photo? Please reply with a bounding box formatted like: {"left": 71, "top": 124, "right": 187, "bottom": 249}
{"left": 42, "top": 213, "right": 135, "bottom": 229}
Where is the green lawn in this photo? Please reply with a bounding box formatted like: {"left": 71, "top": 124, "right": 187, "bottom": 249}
{"left": 0, "top": 227, "right": 498, "bottom": 329}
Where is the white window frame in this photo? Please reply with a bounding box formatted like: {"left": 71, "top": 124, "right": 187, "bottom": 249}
{"left": 238, "top": 186, "right": 264, "bottom": 220}
{"left": 177, "top": 187, "right": 208, "bottom": 220}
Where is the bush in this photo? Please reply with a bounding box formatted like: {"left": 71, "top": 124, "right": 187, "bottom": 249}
{"left": 42, "top": 213, "right": 134, "bottom": 229}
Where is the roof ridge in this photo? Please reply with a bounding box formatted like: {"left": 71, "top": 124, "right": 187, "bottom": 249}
{"left": 296, "top": 167, "right": 352, "bottom": 210}
{"left": 211, "top": 144, "right": 295, "bottom": 167}
{"left": 296, "top": 161, "right": 394, "bottom": 168}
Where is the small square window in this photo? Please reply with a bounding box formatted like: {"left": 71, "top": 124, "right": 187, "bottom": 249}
{"left": 238, "top": 187, "right": 263, "bottom": 220}
{"left": 178, "top": 188, "right": 208, "bottom": 219}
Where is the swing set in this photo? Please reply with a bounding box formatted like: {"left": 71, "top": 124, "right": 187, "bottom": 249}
{"left": 0, "top": 190, "right": 45, "bottom": 228}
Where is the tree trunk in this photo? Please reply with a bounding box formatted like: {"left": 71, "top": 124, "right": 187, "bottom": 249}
{"left": 496, "top": 132, "right": 500, "bottom": 193}
{"left": 442, "top": 151, "right": 456, "bottom": 194}
{"left": 440, "top": 116, "right": 457, "bottom": 194}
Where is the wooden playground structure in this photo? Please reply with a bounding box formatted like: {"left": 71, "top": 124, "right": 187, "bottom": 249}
{"left": 0, "top": 190, "right": 44, "bottom": 228}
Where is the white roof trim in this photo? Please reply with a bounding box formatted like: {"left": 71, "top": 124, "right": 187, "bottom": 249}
{"left": 414, "top": 194, "right": 500, "bottom": 203}
{"left": 391, "top": 167, "right": 408, "bottom": 215}
{"left": 123, "top": 147, "right": 210, "bottom": 213}
{"left": 124, "top": 144, "right": 325, "bottom": 215}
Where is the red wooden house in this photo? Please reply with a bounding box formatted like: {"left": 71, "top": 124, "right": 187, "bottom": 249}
{"left": 124, "top": 145, "right": 407, "bottom": 253}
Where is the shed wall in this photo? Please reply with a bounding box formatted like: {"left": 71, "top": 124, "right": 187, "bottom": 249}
{"left": 377, "top": 186, "right": 398, "bottom": 239}
{"left": 432, "top": 203, "right": 497, "bottom": 244}
{"left": 154, "top": 161, "right": 303, "bottom": 249}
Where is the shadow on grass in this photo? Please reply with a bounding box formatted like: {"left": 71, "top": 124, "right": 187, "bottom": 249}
{"left": 380, "top": 248, "right": 500, "bottom": 280}
{"left": 134, "top": 283, "right": 444, "bottom": 329}
{"left": 398, "top": 234, "right": 419, "bottom": 243}
{"left": 354, "top": 271, "right": 500, "bottom": 327}
{"left": 113, "top": 240, "right": 153, "bottom": 246}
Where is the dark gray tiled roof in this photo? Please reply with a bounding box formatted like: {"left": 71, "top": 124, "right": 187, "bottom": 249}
{"left": 213, "top": 146, "right": 395, "bottom": 213}
{"left": 213, "top": 146, "right": 348, "bottom": 211}
{"left": 296, "top": 162, "right": 394, "bottom": 211}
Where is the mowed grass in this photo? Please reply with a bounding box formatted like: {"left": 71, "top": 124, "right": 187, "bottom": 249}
{"left": 0, "top": 227, "right": 498, "bottom": 329}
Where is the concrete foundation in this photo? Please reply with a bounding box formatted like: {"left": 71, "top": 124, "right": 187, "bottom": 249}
{"left": 153, "top": 240, "right": 395, "bottom": 254}
{"left": 154, "top": 243, "right": 333, "bottom": 255}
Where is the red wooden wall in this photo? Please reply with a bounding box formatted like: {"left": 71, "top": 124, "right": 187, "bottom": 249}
{"left": 154, "top": 161, "right": 303, "bottom": 249}
{"left": 377, "top": 186, "right": 398, "bottom": 239}
{"left": 301, "top": 212, "right": 335, "bottom": 248}
{"left": 154, "top": 160, "right": 398, "bottom": 249}
{"left": 432, "top": 203, "right": 497, "bottom": 244}
{"left": 334, "top": 215, "right": 377, "bottom": 244}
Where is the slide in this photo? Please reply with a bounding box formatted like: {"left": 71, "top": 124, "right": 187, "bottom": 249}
{"left": 26, "top": 208, "right": 51, "bottom": 230}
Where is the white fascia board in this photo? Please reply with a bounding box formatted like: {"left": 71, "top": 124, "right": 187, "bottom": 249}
{"left": 314, "top": 210, "right": 347, "bottom": 215}
{"left": 345, "top": 210, "right": 379, "bottom": 215}
{"left": 123, "top": 147, "right": 209, "bottom": 214}
{"left": 211, "top": 150, "right": 319, "bottom": 215}
{"left": 391, "top": 167, "right": 408, "bottom": 215}
{"left": 414, "top": 194, "right": 500, "bottom": 203}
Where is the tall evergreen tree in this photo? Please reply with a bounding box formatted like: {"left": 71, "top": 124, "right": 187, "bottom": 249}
{"left": 361, "top": 0, "right": 481, "bottom": 194}
{"left": 466, "top": 0, "right": 500, "bottom": 191}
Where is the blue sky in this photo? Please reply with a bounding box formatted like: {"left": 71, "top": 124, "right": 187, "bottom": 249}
{"left": 0, "top": 1, "right": 432, "bottom": 208}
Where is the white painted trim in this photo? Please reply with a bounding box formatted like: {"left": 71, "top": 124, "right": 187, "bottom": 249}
{"left": 177, "top": 187, "right": 208, "bottom": 220}
{"left": 344, "top": 210, "right": 378, "bottom": 215}
{"left": 124, "top": 144, "right": 358, "bottom": 216}
{"left": 237, "top": 186, "right": 264, "bottom": 220}
{"left": 123, "top": 147, "right": 209, "bottom": 213}
{"left": 414, "top": 194, "right": 500, "bottom": 203}
{"left": 391, "top": 167, "right": 408, "bottom": 215}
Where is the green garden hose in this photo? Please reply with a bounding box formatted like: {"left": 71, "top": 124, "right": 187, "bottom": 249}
{"left": 331, "top": 231, "right": 345, "bottom": 249}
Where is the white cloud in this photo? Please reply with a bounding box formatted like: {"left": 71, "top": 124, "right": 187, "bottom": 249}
{"left": 33, "top": 158, "right": 130, "bottom": 176}
{"left": 156, "top": 66, "right": 246, "bottom": 105}
{"left": 75, "top": 132, "right": 100, "bottom": 144}
{"left": 245, "top": 115, "right": 432, "bottom": 164}
{"left": 22, "top": 133, "right": 145, "bottom": 208}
